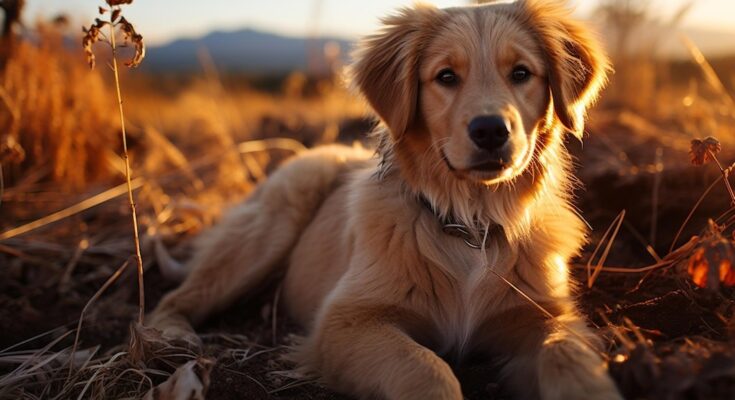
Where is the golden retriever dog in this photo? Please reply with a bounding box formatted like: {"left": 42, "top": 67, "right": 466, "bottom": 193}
{"left": 149, "top": 1, "right": 622, "bottom": 399}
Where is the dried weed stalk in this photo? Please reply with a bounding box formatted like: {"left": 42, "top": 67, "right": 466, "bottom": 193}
{"left": 690, "top": 136, "right": 735, "bottom": 206}
{"left": 685, "top": 137, "right": 735, "bottom": 289}
{"left": 580, "top": 136, "right": 735, "bottom": 291}
{"left": 82, "top": 0, "right": 146, "bottom": 325}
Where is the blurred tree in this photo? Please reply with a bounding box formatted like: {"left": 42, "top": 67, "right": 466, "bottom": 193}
{"left": 0, "top": 0, "right": 25, "bottom": 70}
{"left": 306, "top": 0, "right": 324, "bottom": 78}
{"left": 595, "top": 0, "right": 656, "bottom": 111}
{"left": 0, "top": 0, "right": 24, "bottom": 39}
{"left": 596, "top": 0, "right": 651, "bottom": 60}
{"left": 595, "top": 0, "right": 697, "bottom": 113}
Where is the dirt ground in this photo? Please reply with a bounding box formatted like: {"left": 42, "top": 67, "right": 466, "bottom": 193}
{"left": 1, "top": 110, "right": 734, "bottom": 400}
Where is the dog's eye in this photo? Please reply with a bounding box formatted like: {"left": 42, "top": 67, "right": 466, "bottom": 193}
{"left": 436, "top": 69, "right": 459, "bottom": 86}
{"left": 510, "top": 65, "right": 532, "bottom": 84}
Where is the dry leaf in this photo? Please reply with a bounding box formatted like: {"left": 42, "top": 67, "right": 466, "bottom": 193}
{"left": 111, "top": 8, "right": 122, "bottom": 23}
{"left": 686, "top": 221, "right": 735, "bottom": 290}
{"left": 720, "top": 259, "right": 735, "bottom": 286}
{"left": 688, "top": 247, "right": 709, "bottom": 288}
{"left": 690, "top": 136, "right": 721, "bottom": 166}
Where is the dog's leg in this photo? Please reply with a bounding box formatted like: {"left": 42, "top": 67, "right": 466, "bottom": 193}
{"left": 499, "top": 311, "right": 622, "bottom": 400}
{"left": 147, "top": 198, "right": 298, "bottom": 344}
{"left": 295, "top": 306, "right": 462, "bottom": 400}
{"left": 148, "top": 146, "right": 370, "bottom": 343}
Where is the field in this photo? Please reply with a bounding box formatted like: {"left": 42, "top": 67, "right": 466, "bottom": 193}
{"left": 1, "top": 3, "right": 735, "bottom": 400}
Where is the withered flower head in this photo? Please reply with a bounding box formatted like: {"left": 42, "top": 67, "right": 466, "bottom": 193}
{"left": 82, "top": 6, "right": 145, "bottom": 70}
{"left": 690, "top": 136, "right": 722, "bottom": 166}
{"left": 118, "top": 17, "right": 146, "bottom": 68}
{"left": 687, "top": 220, "right": 735, "bottom": 290}
{"left": 106, "top": 0, "right": 134, "bottom": 5}
{"left": 82, "top": 19, "right": 110, "bottom": 69}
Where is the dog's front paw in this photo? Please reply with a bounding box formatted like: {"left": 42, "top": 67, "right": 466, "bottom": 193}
{"left": 160, "top": 326, "right": 203, "bottom": 351}
{"left": 146, "top": 312, "right": 203, "bottom": 351}
{"left": 538, "top": 338, "right": 623, "bottom": 400}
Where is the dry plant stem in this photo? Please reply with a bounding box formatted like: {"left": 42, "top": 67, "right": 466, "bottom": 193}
{"left": 480, "top": 229, "right": 605, "bottom": 361}
{"left": 2, "top": 331, "right": 74, "bottom": 393}
{"left": 237, "top": 138, "right": 307, "bottom": 154}
{"left": 715, "top": 207, "right": 735, "bottom": 225}
{"left": 708, "top": 151, "right": 735, "bottom": 206}
{"left": 587, "top": 210, "right": 626, "bottom": 288}
{"left": 669, "top": 175, "right": 722, "bottom": 253}
{"left": 622, "top": 220, "right": 662, "bottom": 262}
{"left": 68, "top": 259, "right": 131, "bottom": 379}
{"left": 574, "top": 234, "right": 699, "bottom": 275}
{"left": 487, "top": 268, "right": 608, "bottom": 361}
{"left": 0, "top": 178, "right": 144, "bottom": 240}
{"left": 59, "top": 238, "right": 90, "bottom": 293}
{"left": 109, "top": 21, "right": 145, "bottom": 325}
{"left": 573, "top": 259, "right": 675, "bottom": 274}
{"left": 680, "top": 35, "right": 735, "bottom": 110}
{"left": 650, "top": 147, "right": 663, "bottom": 246}
{"left": 0, "top": 163, "right": 4, "bottom": 208}
{"left": 0, "top": 327, "right": 67, "bottom": 357}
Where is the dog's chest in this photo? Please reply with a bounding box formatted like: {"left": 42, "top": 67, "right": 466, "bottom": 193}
{"left": 425, "top": 250, "right": 512, "bottom": 360}
{"left": 406, "top": 218, "right": 520, "bottom": 359}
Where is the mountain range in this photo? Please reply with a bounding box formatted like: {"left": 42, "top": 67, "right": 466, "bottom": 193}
{"left": 143, "top": 29, "right": 352, "bottom": 73}
{"left": 142, "top": 25, "right": 735, "bottom": 73}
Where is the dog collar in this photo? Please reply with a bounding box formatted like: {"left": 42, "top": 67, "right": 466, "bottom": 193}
{"left": 418, "top": 196, "right": 501, "bottom": 250}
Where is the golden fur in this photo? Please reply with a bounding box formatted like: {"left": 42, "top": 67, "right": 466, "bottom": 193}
{"left": 149, "top": 1, "right": 621, "bottom": 399}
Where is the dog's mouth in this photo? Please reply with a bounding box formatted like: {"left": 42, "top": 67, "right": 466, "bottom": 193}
{"left": 441, "top": 151, "right": 513, "bottom": 184}
{"left": 468, "top": 158, "right": 508, "bottom": 172}
{"left": 439, "top": 137, "right": 536, "bottom": 184}
{"left": 441, "top": 150, "right": 511, "bottom": 175}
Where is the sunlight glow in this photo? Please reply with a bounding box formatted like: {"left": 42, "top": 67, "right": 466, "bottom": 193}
{"left": 549, "top": 254, "right": 570, "bottom": 298}
{"left": 23, "top": 0, "right": 735, "bottom": 46}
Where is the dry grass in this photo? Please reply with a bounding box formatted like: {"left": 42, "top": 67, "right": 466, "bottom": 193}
{"left": 0, "top": 23, "right": 119, "bottom": 190}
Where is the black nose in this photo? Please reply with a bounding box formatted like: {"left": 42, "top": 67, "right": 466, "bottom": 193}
{"left": 468, "top": 115, "right": 510, "bottom": 152}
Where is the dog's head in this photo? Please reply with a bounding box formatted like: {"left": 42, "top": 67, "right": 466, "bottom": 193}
{"left": 352, "top": 0, "right": 610, "bottom": 187}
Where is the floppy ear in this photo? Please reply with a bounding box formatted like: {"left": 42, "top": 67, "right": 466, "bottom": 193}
{"left": 350, "top": 5, "right": 444, "bottom": 139}
{"left": 517, "top": 0, "right": 611, "bottom": 138}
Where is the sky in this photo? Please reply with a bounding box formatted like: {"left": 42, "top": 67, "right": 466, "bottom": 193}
{"left": 22, "top": 0, "right": 735, "bottom": 46}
